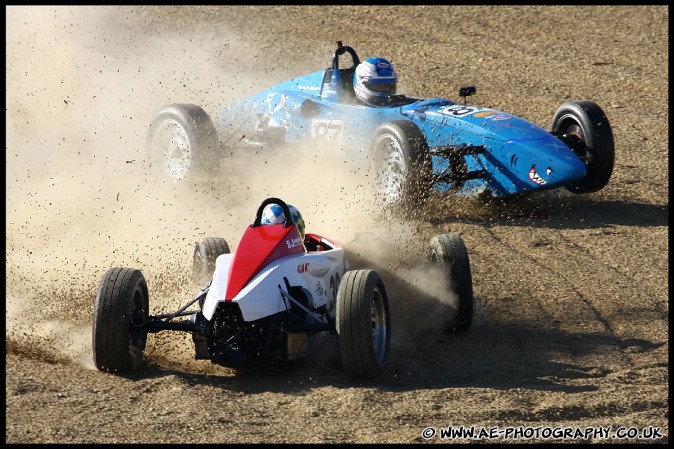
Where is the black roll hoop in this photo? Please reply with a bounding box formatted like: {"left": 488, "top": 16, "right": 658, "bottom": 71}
{"left": 332, "top": 41, "right": 360, "bottom": 70}
{"left": 252, "top": 197, "right": 293, "bottom": 229}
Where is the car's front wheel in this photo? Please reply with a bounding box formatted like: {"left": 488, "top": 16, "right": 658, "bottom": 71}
{"left": 336, "top": 269, "right": 391, "bottom": 379}
{"left": 550, "top": 100, "right": 615, "bottom": 194}
{"left": 92, "top": 267, "right": 149, "bottom": 373}
{"left": 146, "top": 103, "right": 220, "bottom": 182}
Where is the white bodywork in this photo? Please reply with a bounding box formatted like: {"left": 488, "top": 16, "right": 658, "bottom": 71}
{"left": 202, "top": 248, "right": 348, "bottom": 322}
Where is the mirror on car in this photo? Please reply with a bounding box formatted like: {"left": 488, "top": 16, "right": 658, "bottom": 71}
{"left": 459, "top": 86, "right": 476, "bottom": 98}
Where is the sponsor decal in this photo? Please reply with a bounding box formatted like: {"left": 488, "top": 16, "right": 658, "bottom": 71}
{"left": 377, "top": 61, "right": 390, "bottom": 68}
{"left": 286, "top": 237, "right": 302, "bottom": 249}
{"left": 475, "top": 111, "right": 497, "bottom": 118}
{"left": 297, "top": 263, "right": 309, "bottom": 274}
{"left": 488, "top": 114, "right": 511, "bottom": 121}
{"left": 528, "top": 166, "right": 547, "bottom": 185}
{"left": 315, "top": 281, "right": 325, "bottom": 298}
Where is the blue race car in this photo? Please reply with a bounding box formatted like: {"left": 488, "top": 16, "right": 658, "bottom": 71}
{"left": 147, "top": 41, "right": 615, "bottom": 206}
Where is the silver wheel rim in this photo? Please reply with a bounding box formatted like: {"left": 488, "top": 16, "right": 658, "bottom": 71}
{"left": 374, "top": 135, "right": 407, "bottom": 204}
{"left": 151, "top": 119, "right": 191, "bottom": 181}
{"left": 371, "top": 286, "right": 388, "bottom": 363}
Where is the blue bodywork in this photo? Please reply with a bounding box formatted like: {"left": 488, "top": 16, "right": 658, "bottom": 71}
{"left": 214, "top": 57, "right": 586, "bottom": 198}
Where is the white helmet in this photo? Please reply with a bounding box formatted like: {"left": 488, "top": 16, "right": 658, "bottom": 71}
{"left": 353, "top": 57, "right": 397, "bottom": 106}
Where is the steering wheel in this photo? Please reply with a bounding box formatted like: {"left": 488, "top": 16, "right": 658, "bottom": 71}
{"left": 252, "top": 197, "right": 293, "bottom": 229}
{"left": 331, "top": 41, "right": 360, "bottom": 70}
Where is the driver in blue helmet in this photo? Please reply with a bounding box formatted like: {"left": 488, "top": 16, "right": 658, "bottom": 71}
{"left": 353, "top": 57, "right": 397, "bottom": 107}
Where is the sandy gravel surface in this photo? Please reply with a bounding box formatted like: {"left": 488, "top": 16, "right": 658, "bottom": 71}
{"left": 5, "top": 5, "right": 668, "bottom": 444}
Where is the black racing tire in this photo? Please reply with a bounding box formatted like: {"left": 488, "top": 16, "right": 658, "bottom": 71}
{"left": 92, "top": 267, "right": 149, "bottom": 373}
{"left": 336, "top": 269, "right": 391, "bottom": 379}
{"left": 146, "top": 103, "right": 220, "bottom": 182}
{"left": 550, "top": 100, "right": 615, "bottom": 194}
{"left": 192, "top": 237, "right": 230, "bottom": 289}
{"left": 429, "top": 233, "right": 474, "bottom": 333}
{"left": 369, "top": 120, "right": 433, "bottom": 211}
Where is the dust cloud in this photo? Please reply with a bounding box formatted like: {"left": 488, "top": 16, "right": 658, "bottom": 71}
{"left": 6, "top": 6, "right": 460, "bottom": 374}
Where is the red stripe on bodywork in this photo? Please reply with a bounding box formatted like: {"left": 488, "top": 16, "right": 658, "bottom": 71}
{"left": 225, "top": 224, "right": 305, "bottom": 301}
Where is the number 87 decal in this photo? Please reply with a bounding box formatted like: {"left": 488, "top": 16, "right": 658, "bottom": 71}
{"left": 311, "top": 119, "right": 343, "bottom": 140}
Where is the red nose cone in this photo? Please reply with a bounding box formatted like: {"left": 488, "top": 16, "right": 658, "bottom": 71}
{"left": 225, "top": 224, "right": 305, "bottom": 301}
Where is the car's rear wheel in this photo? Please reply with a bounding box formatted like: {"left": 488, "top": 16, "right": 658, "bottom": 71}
{"left": 550, "top": 100, "right": 615, "bottom": 194}
{"left": 336, "top": 269, "right": 391, "bottom": 379}
{"left": 370, "top": 121, "right": 433, "bottom": 211}
{"left": 92, "top": 267, "right": 149, "bottom": 373}
{"left": 429, "top": 233, "right": 474, "bottom": 333}
{"left": 146, "top": 103, "right": 220, "bottom": 182}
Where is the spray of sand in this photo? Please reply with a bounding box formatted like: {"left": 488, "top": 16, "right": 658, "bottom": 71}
{"left": 6, "top": 6, "right": 460, "bottom": 374}
{"left": 5, "top": 5, "right": 268, "bottom": 369}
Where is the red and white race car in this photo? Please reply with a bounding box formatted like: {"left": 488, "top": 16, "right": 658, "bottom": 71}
{"left": 92, "top": 198, "right": 474, "bottom": 379}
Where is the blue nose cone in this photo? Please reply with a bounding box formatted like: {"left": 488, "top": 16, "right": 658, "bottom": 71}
{"left": 513, "top": 137, "right": 587, "bottom": 190}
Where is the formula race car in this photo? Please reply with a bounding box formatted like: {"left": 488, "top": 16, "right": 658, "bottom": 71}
{"left": 92, "top": 198, "right": 475, "bottom": 379}
{"left": 147, "top": 42, "right": 615, "bottom": 207}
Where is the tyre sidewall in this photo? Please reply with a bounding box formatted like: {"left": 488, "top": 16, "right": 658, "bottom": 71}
{"left": 551, "top": 100, "right": 615, "bottom": 193}
{"left": 336, "top": 270, "right": 391, "bottom": 379}
{"left": 192, "top": 237, "right": 230, "bottom": 288}
{"left": 370, "top": 120, "right": 432, "bottom": 210}
{"left": 93, "top": 268, "right": 149, "bottom": 373}
{"left": 429, "top": 234, "right": 474, "bottom": 333}
{"left": 147, "top": 104, "right": 219, "bottom": 181}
